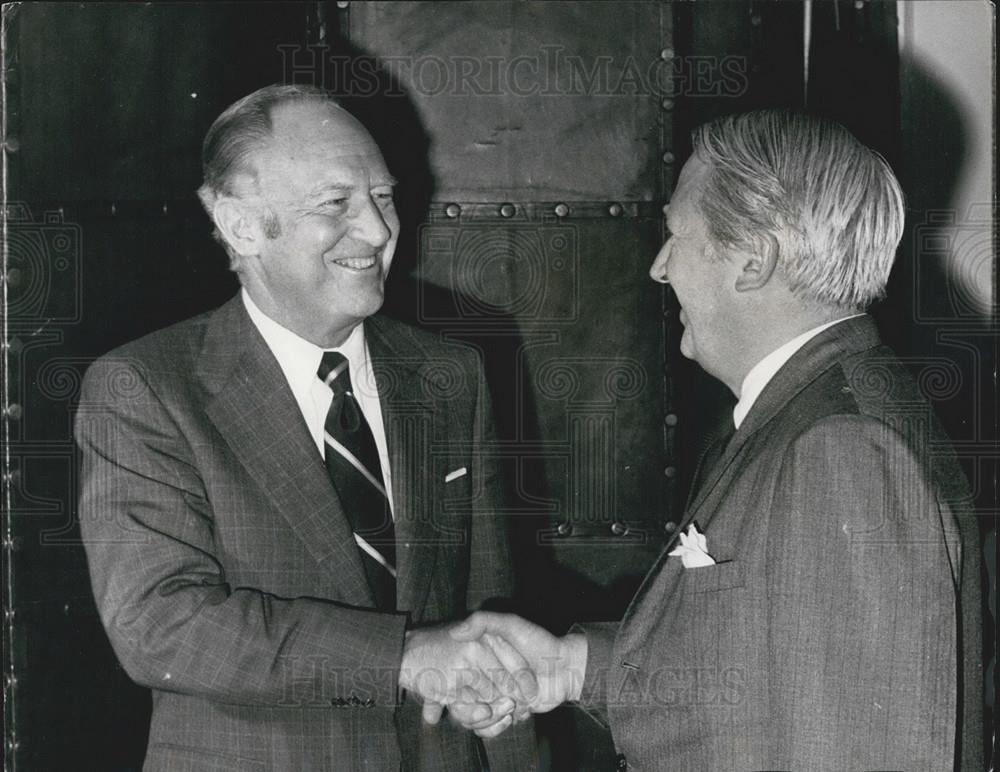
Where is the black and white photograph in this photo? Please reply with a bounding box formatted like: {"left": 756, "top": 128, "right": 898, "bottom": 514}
{"left": 2, "top": 1, "right": 995, "bottom": 770}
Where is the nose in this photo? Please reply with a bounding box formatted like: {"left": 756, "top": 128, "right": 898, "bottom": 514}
{"left": 649, "top": 238, "right": 672, "bottom": 283}
{"left": 351, "top": 196, "right": 392, "bottom": 249}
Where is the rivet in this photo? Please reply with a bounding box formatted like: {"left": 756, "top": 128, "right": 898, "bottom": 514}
{"left": 663, "top": 465, "right": 677, "bottom": 478}
{"left": 662, "top": 151, "right": 675, "bottom": 165}
{"left": 854, "top": 0, "right": 864, "bottom": 8}
{"left": 6, "top": 337, "right": 23, "bottom": 354}
{"left": 7, "top": 737, "right": 19, "bottom": 752}
{"left": 162, "top": 204, "right": 169, "bottom": 215}
{"left": 337, "top": 0, "right": 350, "bottom": 7}
{"left": 499, "top": 203, "right": 516, "bottom": 218}
{"left": 664, "top": 520, "right": 678, "bottom": 534}
{"left": 608, "top": 203, "right": 624, "bottom": 218}
{"left": 110, "top": 203, "right": 117, "bottom": 216}
{"left": 554, "top": 203, "right": 569, "bottom": 218}
{"left": 3, "top": 468, "right": 21, "bottom": 487}
{"left": 556, "top": 522, "right": 573, "bottom": 537}
{"left": 661, "top": 98, "right": 675, "bottom": 111}
{"left": 5, "top": 403, "right": 23, "bottom": 421}
{"left": 4, "top": 609, "right": 14, "bottom": 623}
{"left": 3, "top": 674, "right": 16, "bottom": 689}
{"left": 5, "top": 268, "right": 23, "bottom": 288}
{"left": 611, "top": 521, "right": 630, "bottom": 536}
{"left": 445, "top": 203, "right": 461, "bottom": 218}
{"left": 4, "top": 136, "right": 20, "bottom": 153}
{"left": 665, "top": 413, "right": 678, "bottom": 427}
{"left": 751, "top": 14, "right": 762, "bottom": 26}
{"left": 660, "top": 48, "right": 674, "bottom": 61}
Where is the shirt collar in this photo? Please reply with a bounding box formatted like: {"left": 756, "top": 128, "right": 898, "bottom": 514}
{"left": 241, "top": 288, "right": 367, "bottom": 394}
{"left": 733, "top": 314, "right": 863, "bottom": 429}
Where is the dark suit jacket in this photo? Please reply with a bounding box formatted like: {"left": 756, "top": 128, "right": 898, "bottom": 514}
{"left": 579, "top": 316, "right": 983, "bottom": 771}
{"left": 76, "top": 295, "right": 536, "bottom": 771}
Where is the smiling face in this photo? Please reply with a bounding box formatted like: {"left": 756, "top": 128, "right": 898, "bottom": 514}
{"left": 239, "top": 99, "right": 399, "bottom": 347}
{"left": 649, "top": 156, "right": 744, "bottom": 390}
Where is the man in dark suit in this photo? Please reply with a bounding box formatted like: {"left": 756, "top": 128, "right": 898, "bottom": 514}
{"left": 448, "top": 110, "right": 983, "bottom": 770}
{"left": 76, "top": 84, "right": 536, "bottom": 771}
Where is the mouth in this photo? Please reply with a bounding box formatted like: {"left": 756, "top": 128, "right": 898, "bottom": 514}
{"left": 330, "top": 255, "right": 379, "bottom": 272}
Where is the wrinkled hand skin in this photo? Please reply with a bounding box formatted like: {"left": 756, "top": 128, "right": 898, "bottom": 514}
{"left": 422, "top": 612, "right": 588, "bottom": 738}
{"left": 398, "top": 622, "right": 539, "bottom": 731}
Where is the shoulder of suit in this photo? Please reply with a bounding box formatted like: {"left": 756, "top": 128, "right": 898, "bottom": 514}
{"left": 779, "top": 343, "right": 963, "bottom": 483}
{"left": 81, "top": 306, "right": 216, "bottom": 398}
{"left": 782, "top": 340, "right": 931, "bottom": 426}
{"left": 95, "top": 308, "right": 212, "bottom": 363}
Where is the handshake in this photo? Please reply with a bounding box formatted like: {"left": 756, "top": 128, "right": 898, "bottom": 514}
{"left": 398, "top": 612, "right": 589, "bottom": 737}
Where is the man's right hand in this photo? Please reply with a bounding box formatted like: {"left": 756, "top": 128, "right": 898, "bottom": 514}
{"left": 443, "top": 612, "right": 588, "bottom": 735}
{"left": 398, "top": 622, "right": 539, "bottom": 727}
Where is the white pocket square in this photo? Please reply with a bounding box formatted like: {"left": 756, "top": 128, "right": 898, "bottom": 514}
{"left": 668, "top": 523, "right": 717, "bottom": 568}
{"left": 445, "top": 467, "right": 467, "bottom": 483}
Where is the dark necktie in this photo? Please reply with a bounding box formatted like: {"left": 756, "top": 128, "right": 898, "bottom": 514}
{"left": 318, "top": 351, "right": 396, "bottom": 610}
{"left": 689, "top": 414, "right": 736, "bottom": 503}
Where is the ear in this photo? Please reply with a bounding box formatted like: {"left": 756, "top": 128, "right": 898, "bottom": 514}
{"left": 733, "top": 237, "right": 778, "bottom": 292}
{"left": 212, "top": 197, "right": 264, "bottom": 259}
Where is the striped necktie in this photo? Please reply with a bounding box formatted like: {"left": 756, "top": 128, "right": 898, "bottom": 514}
{"left": 318, "top": 351, "right": 396, "bottom": 609}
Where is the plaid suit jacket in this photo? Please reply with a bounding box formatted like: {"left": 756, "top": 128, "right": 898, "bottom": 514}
{"left": 77, "top": 295, "right": 536, "bottom": 771}
{"left": 579, "top": 316, "right": 983, "bottom": 771}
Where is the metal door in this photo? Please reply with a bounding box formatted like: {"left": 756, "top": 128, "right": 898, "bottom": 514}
{"left": 323, "top": 4, "right": 678, "bottom": 765}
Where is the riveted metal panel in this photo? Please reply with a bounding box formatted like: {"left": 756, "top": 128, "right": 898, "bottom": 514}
{"left": 348, "top": 1, "right": 670, "bottom": 202}
{"left": 344, "top": 5, "right": 676, "bottom": 766}
{"left": 412, "top": 214, "right": 670, "bottom": 583}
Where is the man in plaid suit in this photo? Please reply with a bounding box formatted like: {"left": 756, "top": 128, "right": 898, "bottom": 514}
{"left": 77, "top": 84, "right": 536, "bottom": 771}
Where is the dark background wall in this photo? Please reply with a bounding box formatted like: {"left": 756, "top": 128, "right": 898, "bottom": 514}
{"left": 2, "top": 2, "right": 993, "bottom": 770}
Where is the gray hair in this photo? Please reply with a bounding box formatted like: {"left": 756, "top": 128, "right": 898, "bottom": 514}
{"left": 196, "top": 84, "right": 340, "bottom": 248}
{"left": 692, "top": 110, "right": 905, "bottom": 311}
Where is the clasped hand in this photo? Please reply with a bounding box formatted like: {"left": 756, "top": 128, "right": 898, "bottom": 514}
{"left": 399, "top": 612, "right": 587, "bottom": 738}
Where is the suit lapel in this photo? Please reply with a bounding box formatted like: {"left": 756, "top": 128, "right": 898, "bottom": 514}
{"left": 366, "top": 316, "right": 440, "bottom": 618}
{"left": 679, "top": 315, "right": 882, "bottom": 534}
{"left": 197, "top": 296, "right": 373, "bottom": 604}
{"left": 616, "top": 316, "right": 883, "bottom": 655}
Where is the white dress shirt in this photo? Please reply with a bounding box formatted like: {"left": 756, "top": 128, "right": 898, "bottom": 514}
{"left": 733, "top": 315, "right": 863, "bottom": 429}
{"left": 242, "top": 289, "right": 395, "bottom": 515}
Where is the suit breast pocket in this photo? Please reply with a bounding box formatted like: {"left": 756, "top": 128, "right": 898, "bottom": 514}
{"left": 681, "top": 560, "right": 745, "bottom": 594}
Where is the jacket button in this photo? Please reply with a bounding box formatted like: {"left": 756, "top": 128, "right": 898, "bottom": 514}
{"left": 363, "top": 697, "right": 375, "bottom": 708}
{"left": 616, "top": 753, "right": 627, "bottom": 770}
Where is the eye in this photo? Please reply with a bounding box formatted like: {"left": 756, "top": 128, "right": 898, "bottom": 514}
{"left": 320, "top": 197, "right": 349, "bottom": 208}
{"left": 372, "top": 189, "right": 394, "bottom": 203}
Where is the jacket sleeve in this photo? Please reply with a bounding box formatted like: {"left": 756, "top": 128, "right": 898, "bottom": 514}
{"left": 76, "top": 356, "right": 408, "bottom": 709}
{"left": 570, "top": 621, "right": 619, "bottom": 729}
{"left": 764, "top": 414, "right": 962, "bottom": 771}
